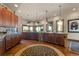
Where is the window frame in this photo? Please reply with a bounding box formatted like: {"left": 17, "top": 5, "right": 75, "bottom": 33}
{"left": 56, "top": 20, "right": 64, "bottom": 32}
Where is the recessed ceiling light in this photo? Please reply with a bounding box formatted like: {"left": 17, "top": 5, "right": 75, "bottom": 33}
{"left": 72, "top": 8, "right": 76, "bottom": 11}
{"left": 14, "top": 4, "right": 18, "bottom": 7}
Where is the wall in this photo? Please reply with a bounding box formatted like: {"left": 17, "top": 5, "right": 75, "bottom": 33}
{"left": 65, "top": 11, "right": 79, "bottom": 40}
{"left": 45, "top": 11, "right": 79, "bottom": 40}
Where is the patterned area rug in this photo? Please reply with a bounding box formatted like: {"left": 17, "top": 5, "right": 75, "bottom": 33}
{"left": 15, "top": 44, "right": 64, "bottom": 56}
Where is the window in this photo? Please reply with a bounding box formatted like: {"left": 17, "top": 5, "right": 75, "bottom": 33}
{"left": 22, "top": 25, "right": 34, "bottom": 32}
{"left": 46, "top": 22, "right": 53, "bottom": 32}
{"left": 22, "top": 25, "right": 44, "bottom": 32}
{"left": 22, "top": 25, "right": 29, "bottom": 32}
{"left": 56, "top": 20, "right": 64, "bottom": 32}
{"left": 35, "top": 25, "right": 44, "bottom": 32}
{"left": 29, "top": 26, "right": 33, "bottom": 32}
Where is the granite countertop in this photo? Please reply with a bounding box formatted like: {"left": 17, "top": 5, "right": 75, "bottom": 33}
{"left": 68, "top": 39, "right": 79, "bottom": 42}
{"left": 0, "top": 33, "right": 6, "bottom": 41}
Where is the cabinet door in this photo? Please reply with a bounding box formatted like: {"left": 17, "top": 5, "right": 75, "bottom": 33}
{"left": 0, "top": 39, "right": 5, "bottom": 55}
{"left": 0, "top": 7, "right": 3, "bottom": 26}
{"left": 12, "top": 13, "right": 15, "bottom": 27}
{"left": 2, "top": 8, "right": 11, "bottom": 26}
{"left": 6, "top": 35, "right": 12, "bottom": 50}
{"left": 6, "top": 9, "right": 12, "bottom": 26}
{"left": 7, "top": 11, "right": 12, "bottom": 26}
{"left": 47, "top": 33, "right": 56, "bottom": 44}
{"left": 2, "top": 8, "right": 12, "bottom": 26}
{"left": 56, "top": 34, "right": 64, "bottom": 46}
{"left": 2, "top": 8, "right": 6, "bottom": 26}
{"left": 42, "top": 33, "right": 48, "bottom": 42}
{"left": 50, "top": 33, "right": 56, "bottom": 44}
{"left": 15, "top": 15, "right": 18, "bottom": 26}
{"left": 12, "top": 14, "right": 18, "bottom": 27}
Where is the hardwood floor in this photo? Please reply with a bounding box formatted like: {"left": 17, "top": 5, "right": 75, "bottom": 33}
{"left": 3, "top": 39, "right": 79, "bottom": 56}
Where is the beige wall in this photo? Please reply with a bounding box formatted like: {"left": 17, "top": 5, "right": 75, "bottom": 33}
{"left": 65, "top": 11, "right": 79, "bottom": 40}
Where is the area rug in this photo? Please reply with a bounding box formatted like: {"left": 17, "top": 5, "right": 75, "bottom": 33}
{"left": 15, "top": 44, "right": 64, "bottom": 56}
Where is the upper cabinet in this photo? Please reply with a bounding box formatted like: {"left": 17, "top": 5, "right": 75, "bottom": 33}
{"left": 2, "top": 8, "right": 12, "bottom": 26}
{"left": 14, "top": 14, "right": 18, "bottom": 26}
{"left": 0, "top": 7, "right": 3, "bottom": 26}
{"left": 12, "top": 13, "right": 18, "bottom": 27}
{"left": 0, "top": 7, "right": 18, "bottom": 27}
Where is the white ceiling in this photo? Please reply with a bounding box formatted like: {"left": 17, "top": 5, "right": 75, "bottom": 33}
{"left": 4, "top": 3, "right": 22, "bottom": 12}
{"left": 4, "top": 3, "right": 79, "bottom": 21}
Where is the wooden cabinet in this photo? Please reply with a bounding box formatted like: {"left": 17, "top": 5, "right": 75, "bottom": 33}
{"left": 2, "top": 8, "right": 8, "bottom": 26}
{"left": 15, "top": 15, "right": 18, "bottom": 26}
{"left": 42, "top": 33, "right": 67, "bottom": 47}
{"left": 12, "top": 13, "right": 16, "bottom": 27}
{"left": 21, "top": 32, "right": 39, "bottom": 40}
{"left": 0, "top": 7, "right": 18, "bottom": 27}
{"left": 55, "top": 34, "right": 65, "bottom": 46}
{"left": 6, "top": 35, "right": 13, "bottom": 50}
{"left": 0, "top": 7, "right": 3, "bottom": 26}
{"left": 7, "top": 11, "right": 12, "bottom": 26}
{"left": 43, "top": 33, "right": 56, "bottom": 44}
{"left": 0, "top": 36, "right": 6, "bottom": 55}
{"left": 5, "top": 34, "right": 21, "bottom": 50}
{"left": 2, "top": 8, "right": 12, "bottom": 26}
{"left": 48, "top": 33, "right": 56, "bottom": 44}
{"left": 21, "top": 32, "right": 67, "bottom": 47}
{"left": 12, "top": 13, "right": 18, "bottom": 27}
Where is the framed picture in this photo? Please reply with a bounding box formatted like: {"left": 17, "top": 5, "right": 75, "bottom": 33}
{"left": 68, "top": 19, "right": 79, "bottom": 33}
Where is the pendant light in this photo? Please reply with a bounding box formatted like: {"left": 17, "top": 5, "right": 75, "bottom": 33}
{"left": 45, "top": 10, "right": 48, "bottom": 24}
{"left": 57, "top": 5, "right": 64, "bottom": 32}
{"left": 58, "top": 5, "right": 63, "bottom": 27}
{"left": 58, "top": 5, "right": 62, "bottom": 20}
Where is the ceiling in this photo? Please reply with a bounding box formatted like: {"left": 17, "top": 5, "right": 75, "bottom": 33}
{"left": 4, "top": 3, "right": 79, "bottom": 21}
{"left": 4, "top": 3, "right": 22, "bottom": 12}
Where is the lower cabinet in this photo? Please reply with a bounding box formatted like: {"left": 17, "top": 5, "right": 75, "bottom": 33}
{"left": 55, "top": 34, "right": 65, "bottom": 46}
{"left": 21, "top": 32, "right": 39, "bottom": 40}
{"left": 42, "top": 33, "right": 48, "bottom": 42}
{"left": 5, "top": 34, "right": 21, "bottom": 50}
{"left": 0, "top": 33, "right": 21, "bottom": 55}
{"left": 21, "top": 32, "right": 67, "bottom": 47}
{"left": 42, "top": 33, "right": 67, "bottom": 47}
{"left": 6, "top": 35, "right": 12, "bottom": 50}
{"left": 0, "top": 38, "right": 5, "bottom": 55}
